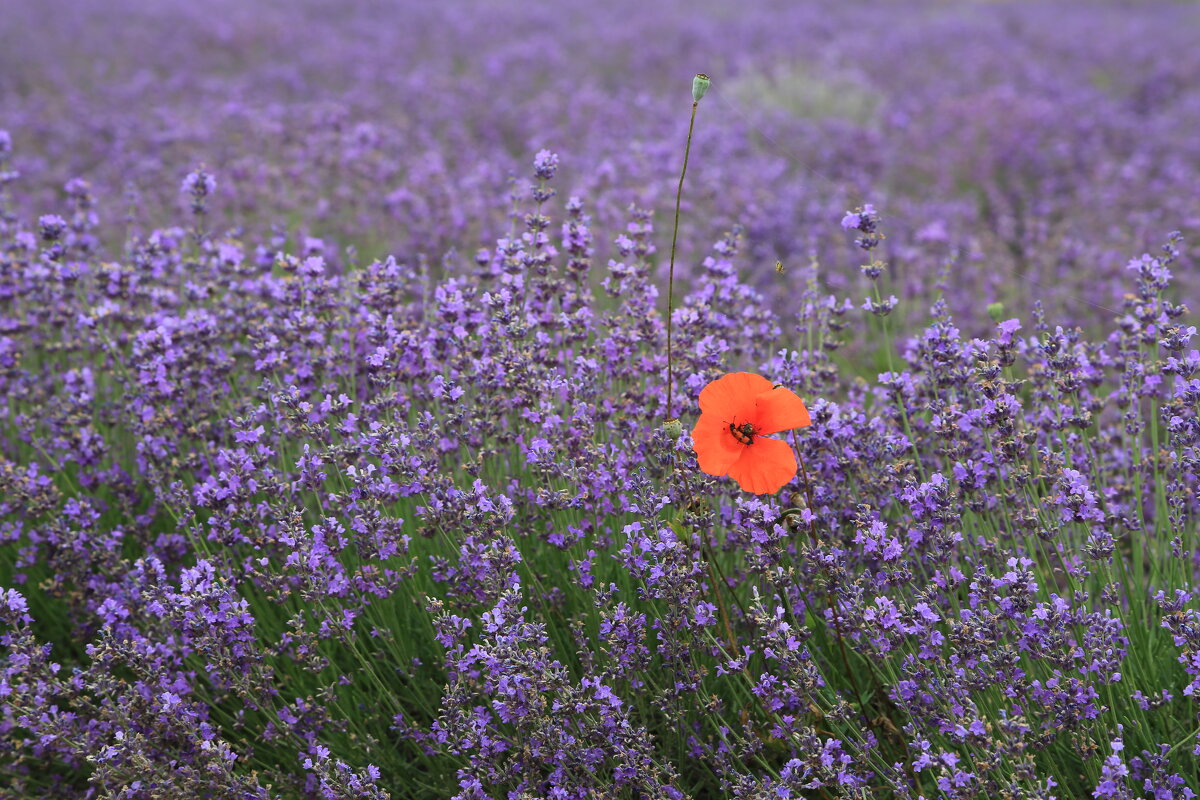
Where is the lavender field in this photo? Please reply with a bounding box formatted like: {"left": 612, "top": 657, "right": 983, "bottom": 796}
{"left": 3, "top": 1, "right": 1200, "bottom": 798}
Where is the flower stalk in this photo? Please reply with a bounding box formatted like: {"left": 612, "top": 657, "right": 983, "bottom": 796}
{"left": 665, "top": 73, "right": 709, "bottom": 423}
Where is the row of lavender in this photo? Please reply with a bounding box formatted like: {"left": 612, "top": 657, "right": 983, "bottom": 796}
{"left": 3, "top": 141, "right": 1199, "bottom": 798}
{"left": 3, "top": 0, "right": 1200, "bottom": 798}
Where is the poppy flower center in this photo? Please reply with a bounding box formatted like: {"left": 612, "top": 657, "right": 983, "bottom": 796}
{"left": 729, "top": 421, "right": 755, "bottom": 445}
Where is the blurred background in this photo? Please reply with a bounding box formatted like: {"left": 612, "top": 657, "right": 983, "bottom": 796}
{"left": 2, "top": 0, "right": 1198, "bottom": 331}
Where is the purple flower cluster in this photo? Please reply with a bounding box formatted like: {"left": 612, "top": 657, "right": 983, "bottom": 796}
{"left": 1, "top": 1, "right": 1200, "bottom": 798}
{"left": 1, "top": 139, "right": 1196, "bottom": 796}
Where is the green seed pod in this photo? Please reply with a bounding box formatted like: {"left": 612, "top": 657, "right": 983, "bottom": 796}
{"left": 987, "top": 302, "right": 1005, "bottom": 323}
{"left": 663, "top": 418, "right": 684, "bottom": 439}
{"left": 692, "top": 73, "right": 711, "bottom": 103}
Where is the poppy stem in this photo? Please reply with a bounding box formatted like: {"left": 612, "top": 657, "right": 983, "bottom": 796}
{"left": 797, "top": 463, "right": 867, "bottom": 704}
{"left": 666, "top": 97, "right": 700, "bottom": 423}
{"left": 702, "top": 550, "right": 739, "bottom": 654}
{"left": 790, "top": 430, "right": 924, "bottom": 796}
{"left": 787, "top": 436, "right": 865, "bottom": 696}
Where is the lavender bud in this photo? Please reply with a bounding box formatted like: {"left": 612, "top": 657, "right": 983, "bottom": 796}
{"left": 533, "top": 149, "right": 559, "bottom": 181}
{"left": 39, "top": 214, "right": 67, "bottom": 242}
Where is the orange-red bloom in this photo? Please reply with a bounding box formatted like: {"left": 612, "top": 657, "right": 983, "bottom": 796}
{"left": 691, "top": 372, "right": 811, "bottom": 494}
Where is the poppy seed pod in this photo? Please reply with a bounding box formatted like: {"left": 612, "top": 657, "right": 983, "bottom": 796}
{"left": 692, "top": 73, "right": 711, "bottom": 103}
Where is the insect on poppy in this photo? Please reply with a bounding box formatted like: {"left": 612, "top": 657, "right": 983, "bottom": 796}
{"left": 691, "top": 372, "right": 811, "bottom": 494}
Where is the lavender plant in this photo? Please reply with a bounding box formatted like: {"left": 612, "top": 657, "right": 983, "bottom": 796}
{"left": 2, "top": 1, "right": 1200, "bottom": 799}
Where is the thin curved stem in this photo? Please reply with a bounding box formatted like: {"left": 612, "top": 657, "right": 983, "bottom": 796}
{"left": 666, "top": 100, "right": 699, "bottom": 422}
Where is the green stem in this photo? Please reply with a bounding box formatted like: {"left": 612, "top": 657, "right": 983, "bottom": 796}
{"left": 666, "top": 100, "right": 699, "bottom": 422}
{"left": 789, "top": 431, "right": 924, "bottom": 796}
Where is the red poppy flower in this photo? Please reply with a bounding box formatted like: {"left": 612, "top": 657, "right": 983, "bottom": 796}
{"left": 691, "top": 372, "right": 811, "bottom": 494}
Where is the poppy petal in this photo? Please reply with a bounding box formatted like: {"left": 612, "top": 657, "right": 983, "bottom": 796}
{"left": 753, "top": 386, "right": 811, "bottom": 435}
{"left": 727, "top": 436, "right": 797, "bottom": 494}
{"left": 698, "top": 372, "right": 773, "bottom": 419}
{"left": 692, "top": 412, "right": 743, "bottom": 476}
